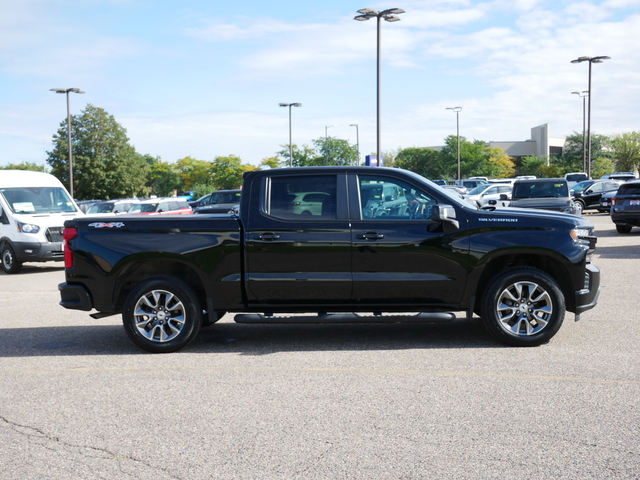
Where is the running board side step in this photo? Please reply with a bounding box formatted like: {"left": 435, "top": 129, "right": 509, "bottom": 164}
{"left": 234, "top": 312, "right": 456, "bottom": 324}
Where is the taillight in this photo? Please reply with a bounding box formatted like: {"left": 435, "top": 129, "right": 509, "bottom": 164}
{"left": 63, "top": 227, "right": 78, "bottom": 268}
{"left": 611, "top": 197, "right": 619, "bottom": 206}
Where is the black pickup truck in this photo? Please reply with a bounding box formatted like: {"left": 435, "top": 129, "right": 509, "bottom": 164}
{"left": 59, "top": 167, "right": 600, "bottom": 353}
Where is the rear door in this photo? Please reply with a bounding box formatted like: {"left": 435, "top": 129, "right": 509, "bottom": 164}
{"left": 244, "top": 172, "right": 352, "bottom": 305}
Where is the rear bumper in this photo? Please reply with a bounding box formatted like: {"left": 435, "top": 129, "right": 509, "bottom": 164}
{"left": 58, "top": 282, "right": 93, "bottom": 311}
{"left": 574, "top": 263, "right": 601, "bottom": 315}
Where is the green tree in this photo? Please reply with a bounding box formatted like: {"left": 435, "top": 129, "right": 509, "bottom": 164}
{"left": 148, "top": 161, "right": 181, "bottom": 197}
{"left": 276, "top": 144, "right": 317, "bottom": 167}
{"left": 210, "top": 155, "right": 257, "bottom": 190}
{"left": 260, "top": 156, "right": 280, "bottom": 169}
{"left": 312, "top": 136, "right": 358, "bottom": 166}
{"left": 561, "top": 132, "right": 611, "bottom": 173}
{"left": 610, "top": 132, "right": 640, "bottom": 173}
{"left": 174, "top": 156, "right": 212, "bottom": 191}
{"left": 395, "top": 147, "right": 447, "bottom": 179}
{"left": 592, "top": 157, "right": 615, "bottom": 179}
{"left": 0, "top": 162, "right": 46, "bottom": 172}
{"left": 47, "top": 104, "right": 150, "bottom": 200}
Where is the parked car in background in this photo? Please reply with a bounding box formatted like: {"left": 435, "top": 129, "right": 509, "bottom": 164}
{"left": 570, "top": 179, "right": 624, "bottom": 211}
{"left": 464, "top": 183, "right": 512, "bottom": 208}
{"left": 361, "top": 182, "right": 409, "bottom": 217}
{"left": 441, "top": 185, "right": 466, "bottom": 198}
{"left": 455, "top": 179, "right": 487, "bottom": 191}
{"left": 602, "top": 172, "right": 637, "bottom": 181}
{"left": 128, "top": 198, "right": 193, "bottom": 215}
{"left": 598, "top": 190, "right": 615, "bottom": 213}
{"left": 564, "top": 172, "right": 589, "bottom": 187}
{"left": 76, "top": 199, "right": 102, "bottom": 213}
{"left": 430, "top": 179, "right": 446, "bottom": 186}
{"left": 85, "top": 199, "right": 138, "bottom": 215}
{"left": 498, "top": 178, "right": 579, "bottom": 215}
{"left": 193, "top": 189, "right": 242, "bottom": 214}
{"left": 610, "top": 180, "right": 640, "bottom": 233}
{"left": 189, "top": 193, "right": 212, "bottom": 209}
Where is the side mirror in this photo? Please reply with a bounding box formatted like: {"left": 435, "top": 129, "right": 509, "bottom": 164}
{"left": 499, "top": 194, "right": 509, "bottom": 200}
{"left": 431, "top": 204, "right": 459, "bottom": 231}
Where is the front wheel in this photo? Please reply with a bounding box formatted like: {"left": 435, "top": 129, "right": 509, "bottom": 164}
{"left": 573, "top": 200, "right": 584, "bottom": 215}
{"left": 480, "top": 268, "right": 565, "bottom": 347}
{"left": 122, "top": 276, "right": 202, "bottom": 353}
{"left": 1, "top": 244, "right": 22, "bottom": 274}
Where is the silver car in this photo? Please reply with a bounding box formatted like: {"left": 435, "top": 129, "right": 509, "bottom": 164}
{"left": 465, "top": 184, "right": 512, "bottom": 208}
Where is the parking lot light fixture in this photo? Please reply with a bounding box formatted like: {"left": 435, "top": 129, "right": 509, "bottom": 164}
{"left": 572, "top": 91, "right": 589, "bottom": 172}
{"left": 325, "top": 125, "right": 335, "bottom": 165}
{"left": 350, "top": 124, "right": 360, "bottom": 166}
{"left": 50, "top": 88, "right": 85, "bottom": 198}
{"left": 279, "top": 103, "right": 301, "bottom": 167}
{"left": 571, "top": 56, "right": 610, "bottom": 178}
{"left": 354, "top": 7, "right": 405, "bottom": 163}
{"left": 446, "top": 107, "right": 462, "bottom": 181}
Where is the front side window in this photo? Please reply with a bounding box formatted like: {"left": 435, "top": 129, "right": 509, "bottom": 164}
{"left": 358, "top": 176, "right": 436, "bottom": 220}
{"left": 268, "top": 175, "right": 337, "bottom": 219}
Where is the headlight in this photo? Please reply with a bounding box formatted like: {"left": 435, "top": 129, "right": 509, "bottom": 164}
{"left": 570, "top": 228, "right": 591, "bottom": 240}
{"left": 17, "top": 222, "right": 40, "bottom": 234}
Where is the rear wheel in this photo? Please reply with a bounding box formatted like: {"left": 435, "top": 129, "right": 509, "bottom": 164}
{"left": 122, "top": 276, "right": 202, "bottom": 353}
{"left": 481, "top": 267, "right": 565, "bottom": 346}
{"left": 616, "top": 224, "right": 633, "bottom": 234}
{"left": 1, "top": 244, "right": 22, "bottom": 274}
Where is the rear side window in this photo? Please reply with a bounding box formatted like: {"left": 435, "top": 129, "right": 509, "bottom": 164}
{"left": 618, "top": 184, "right": 640, "bottom": 196}
{"left": 268, "top": 175, "right": 337, "bottom": 219}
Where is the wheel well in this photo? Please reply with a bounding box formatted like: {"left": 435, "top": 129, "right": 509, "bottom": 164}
{"left": 114, "top": 259, "right": 207, "bottom": 312}
{"left": 474, "top": 253, "right": 575, "bottom": 313}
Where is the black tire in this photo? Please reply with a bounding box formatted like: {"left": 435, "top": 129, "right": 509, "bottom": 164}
{"left": 480, "top": 267, "right": 565, "bottom": 347}
{"left": 616, "top": 224, "right": 632, "bottom": 234}
{"left": 122, "top": 276, "right": 202, "bottom": 353}
{"left": 1, "top": 244, "right": 22, "bottom": 274}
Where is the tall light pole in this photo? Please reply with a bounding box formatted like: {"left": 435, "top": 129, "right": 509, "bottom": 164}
{"left": 50, "top": 88, "right": 85, "bottom": 197}
{"left": 571, "top": 55, "right": 610, "bottom": 179}
{"left": 446, "top": 107, "right": 462, "bottom": 181}
{"left": 350, "top": 124, "right": 360, "bottom": 166}
{"left": 572, "top": 91, "right": 589, "bottom": 173}
{"left": 279, "top": 102, "right": 301, "bottom": 167}
{"left": 354, "top": 7, "right": 405, "bottom": 164}
{"left": 325, "top": 125, "right": 334, "bottom": 165}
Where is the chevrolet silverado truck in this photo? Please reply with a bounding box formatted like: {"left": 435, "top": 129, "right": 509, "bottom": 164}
{"left": 58, "top": 167, "right": 600, "bottom": 353}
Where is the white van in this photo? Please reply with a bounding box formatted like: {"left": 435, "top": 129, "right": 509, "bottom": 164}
{"left": 0, "top": 170, "right": 82, "bottom": 273}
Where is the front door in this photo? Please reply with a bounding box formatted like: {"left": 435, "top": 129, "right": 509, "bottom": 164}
{"left": 350, "top": 174, "right": 469, "bottom": 308}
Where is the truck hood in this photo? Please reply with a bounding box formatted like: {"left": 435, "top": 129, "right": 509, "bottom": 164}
{"left": 12, "top": 211, "right": 83, "bottom": 228}
{"left": 472, "top": 205, "right": 592, "bottom": 228}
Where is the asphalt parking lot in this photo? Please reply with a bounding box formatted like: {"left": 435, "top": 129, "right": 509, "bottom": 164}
{"left": 1, "top": 212, "right": 639, "bottom": 479}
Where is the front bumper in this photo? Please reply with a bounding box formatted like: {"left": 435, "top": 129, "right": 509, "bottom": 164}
{"left": 574, "top": 263, "right": 601, "bottom": 316}
{"left": 14, "top": 241, "right": 64, "bottom": 263}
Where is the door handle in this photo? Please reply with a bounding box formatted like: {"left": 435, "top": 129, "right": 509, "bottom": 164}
{"left": 356, "top": 233, "right": 384, "bottom": 240}
{"left": 255, "top": 233, "right": 281, "bottom": 241}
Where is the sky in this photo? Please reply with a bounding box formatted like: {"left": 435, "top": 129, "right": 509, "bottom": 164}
{"left": 1, "top": 0, "right": 639, "bottom": 169}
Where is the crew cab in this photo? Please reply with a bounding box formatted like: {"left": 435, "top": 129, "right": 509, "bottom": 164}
{"left": 58, "top": 167, "right": 600, "bottom": 353}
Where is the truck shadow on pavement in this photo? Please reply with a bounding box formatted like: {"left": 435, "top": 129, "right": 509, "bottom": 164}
{"left": 0, "top": 318, "right": 505, "bottom": 357}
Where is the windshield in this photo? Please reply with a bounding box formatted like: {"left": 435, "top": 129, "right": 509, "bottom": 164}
{"left": 513, "top": 182, "right": 568, "bottom": 199}
{"left": 565, "top": 174, "right": 588, "bottom": 182}
{"left": 129, "top": 203, "right": 158, "bottom": 213}
{"left": 570, "top": 181, "right": 592, "bottom": 194}
{"left": 467, "top": 185, "right": 489, "bottom": 195}
{"left": 0, "top": 186, "right": 78, "bottom": 214}
{"left": 87, "top": 203, "right": 115, "bottom": 214}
